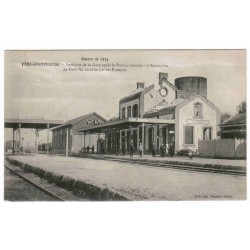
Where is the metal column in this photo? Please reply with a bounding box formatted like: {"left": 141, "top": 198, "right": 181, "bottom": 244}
{"left": 124, "top": 129, "right": 127, "bottom": 150}
{"left": 105, "top": 132, "right": 108, "bottom": 153}
{"left": 129, "top": 126, "right": 132, "bottom": 143}
{"left": 89, "top": 133, "right": 91, "bottom": 147}
{"left": 66, "top": 127, "right": 69, "bottom": 157}
{"left": 130, "top": 126, "right": 133, "bottom": 145}
{"left": 166, "top": 126, "right": 169, "bottom": 145}
{"left": 119, "top": 130, "right": 122, "bottom": 150}
{"left": 12, "top": 128, "right": 15, "bottom": 154}
{"left": 97, "top": 132, "right": 100, "bottom": 154}
{"left": 47, "top": 124, "right": 50, "bottom": 155}
{"left": 142, "top": 123, "right": 145, "bottom": 156}
{"left": 137, "top": 127, "right": 140, "bottom": 150}
{"left": 35, "top": 129, "right": 38, "bottom": 155}
{"left": 19, "top": 124, "right": 21, "bottom": 153}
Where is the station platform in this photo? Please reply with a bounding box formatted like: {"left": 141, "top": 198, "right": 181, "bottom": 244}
{"left": 5, "top": 154, "right": 246, "bottom": 201}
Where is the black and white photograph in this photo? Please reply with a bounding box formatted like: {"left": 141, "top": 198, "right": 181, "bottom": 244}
{"left": 1, "top": 2, "right": 249, "bottom": 250}
{"left": 4, "top": 49, "right": 246, "bottom": 201}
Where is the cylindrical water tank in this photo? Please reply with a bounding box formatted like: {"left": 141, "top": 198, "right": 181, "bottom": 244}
{"left": 175, "top": 77, "right": 207, "bottom": 99}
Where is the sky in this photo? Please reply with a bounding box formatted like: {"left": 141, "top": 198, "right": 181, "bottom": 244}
{"left": 4, "top": 50, "right": 246, "bottom": 143}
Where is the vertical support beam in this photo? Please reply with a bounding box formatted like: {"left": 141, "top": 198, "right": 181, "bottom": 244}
{"left": 159, "top": 126, "right": 163, "bottom": 146}
{"left": 97, "top": 132, "right": 100, "bottom": 154}
{"left": 47, "top": 124, "right": 50, "bottom": 155}
{"left": 166, "top": 126, "right": 169, "bottom": 146}
{"left": 110, "top": 130, "right": 112, "bottom": 152}
{"left": 142, "top": 123, "right": 145, "bottom": 156}
{"left": 89, "top": 133, "right": 91, "bottom": 148}
{"left": 137, "top": 127, "right": 140, "bottom": 150}
{"left": 15, "top": 128, "right": 18, "bottom": 147}
{"left": 12, "top": 128, "right": 15, "bottom": 154}
{"left": 84, "top": 132, "right": 86, "bottom": 148}
{"left": 119, "top": 130, "right": 122, "bottom": 150}
{"left": 157, "top": 125, "right": 160, "bottom": 151}
{"left": 19, "top": 124, "right": 21, "bottom": 153}
{"left": 104, "top": 132, "right": 106, "bottom": 153}
{"left": 144, "top": 126, "right": 148, "bottom": 152}
{"left": 124, "top": 129, "right": 127, "bottom": 150}
{"left": 106, "top": 132, "right": 108, "bottom": 153}
{"left": 130, "top": 126, "right": 133, "bottom": 145}
{"left": 35, "top": 129, "right": 38, "bottom": 155}
{"left": 66, "top": 127, "right": 69, "bottom": 157}
{"left": 154, "top": 125, "right": 158, "bottom": 150}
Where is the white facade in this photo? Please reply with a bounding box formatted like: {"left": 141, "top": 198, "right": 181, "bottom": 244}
{"left": 175, "top": 95, "right": 220, "bottom": 150}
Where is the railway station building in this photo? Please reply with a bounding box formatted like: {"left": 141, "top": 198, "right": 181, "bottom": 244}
{"left": 51, "top": 112, "right": 107, "bottom": 156}
{"left": 75, "top": 72, "right": 221, "bottom": 155}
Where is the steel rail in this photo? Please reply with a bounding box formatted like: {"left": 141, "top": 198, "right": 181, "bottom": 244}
{"left": 83, "top": 156, "right": 246, "bottom": 176}
{"left": 5, "top": 164, "right": 66, "bottom": 201}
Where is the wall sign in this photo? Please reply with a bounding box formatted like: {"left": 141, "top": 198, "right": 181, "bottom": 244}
{"left": 87, "top": 119, "right": 99, "bottom": 125}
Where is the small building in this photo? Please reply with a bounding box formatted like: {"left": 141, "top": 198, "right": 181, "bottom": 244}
{"left": 219, "top": 113, "right": 246, "bottom": 139}
{"left": 51, "top": 112, "right": 107, "bottom": 155}
{"left": 75, "top": 72, "right": 221, "bottom": 155}
{"left": 198, "top": 112, "right": 246, "bottom": 159}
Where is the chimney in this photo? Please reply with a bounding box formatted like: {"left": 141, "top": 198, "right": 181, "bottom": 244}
{"left": 137, "top": 82, "right": 145, "bottom": 89}
{"left": 159, "top": 72, "right": 168, "bottom": 81}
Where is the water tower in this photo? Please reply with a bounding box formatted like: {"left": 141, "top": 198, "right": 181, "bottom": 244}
{"left": 175, "top": 76, "right": 207, "bottom": 99}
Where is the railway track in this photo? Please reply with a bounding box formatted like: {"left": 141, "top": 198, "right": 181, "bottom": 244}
{"left": 5, "top": 164, "right": 66, "bottom": 201}
{"left": 82, "top": 155, "right": 246, "bottom": 176}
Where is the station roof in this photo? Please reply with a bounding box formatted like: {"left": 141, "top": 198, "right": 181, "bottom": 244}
{"left": 50, "top": 112, "right": 108, "bottom": 131}
{"left": 76, "top": 117, "right": 175, "bottom": 133}
{"left": 4, "top": 118, "right": 64, "bottom": 130}
{"left": 220, "top": 113, "right": 246, "bottom": 127}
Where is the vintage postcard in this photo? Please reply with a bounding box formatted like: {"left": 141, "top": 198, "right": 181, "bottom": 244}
{"left": 4, "top": 49, "right": 246, "bottom": 201}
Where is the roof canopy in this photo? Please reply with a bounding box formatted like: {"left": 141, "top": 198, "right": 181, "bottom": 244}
{"left": 4, "top": 118, "right": 64, "bottom": 130}
{"left": 76, "top": 117, "right": 175, "bottom": 133}
{"left": 220, "top": 113, "right": 246, "bottom": 127}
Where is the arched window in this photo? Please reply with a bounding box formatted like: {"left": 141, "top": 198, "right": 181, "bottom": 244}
{"left": 127, "top": 106, "right": 132, "bottom": 118}
{"left": 194, "top": 102, "right": 202, "bottom": 118}
{"left": 122, "top": 107, "right": 126, "bottom": 119}
{"left": 132, "top": 104, "right": 139, "bottom": 118}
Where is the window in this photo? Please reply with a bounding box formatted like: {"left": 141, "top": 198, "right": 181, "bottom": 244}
{"left": 127, "top": 106, "right": 131, "bottom": 118}
{"left": 203, "top": 127, "right": 212, "bottom": 140}
{"left": 132, "top": 104, "right": 139, "bottom": 118}
{"left": 184, "top": 126, "right": 194, "bottom": 144}
{"left": 194, "top": 102, "right": 202, "bottom": 118}
{"left": 122, "top": 107, "right": 126, "bottom": 119}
